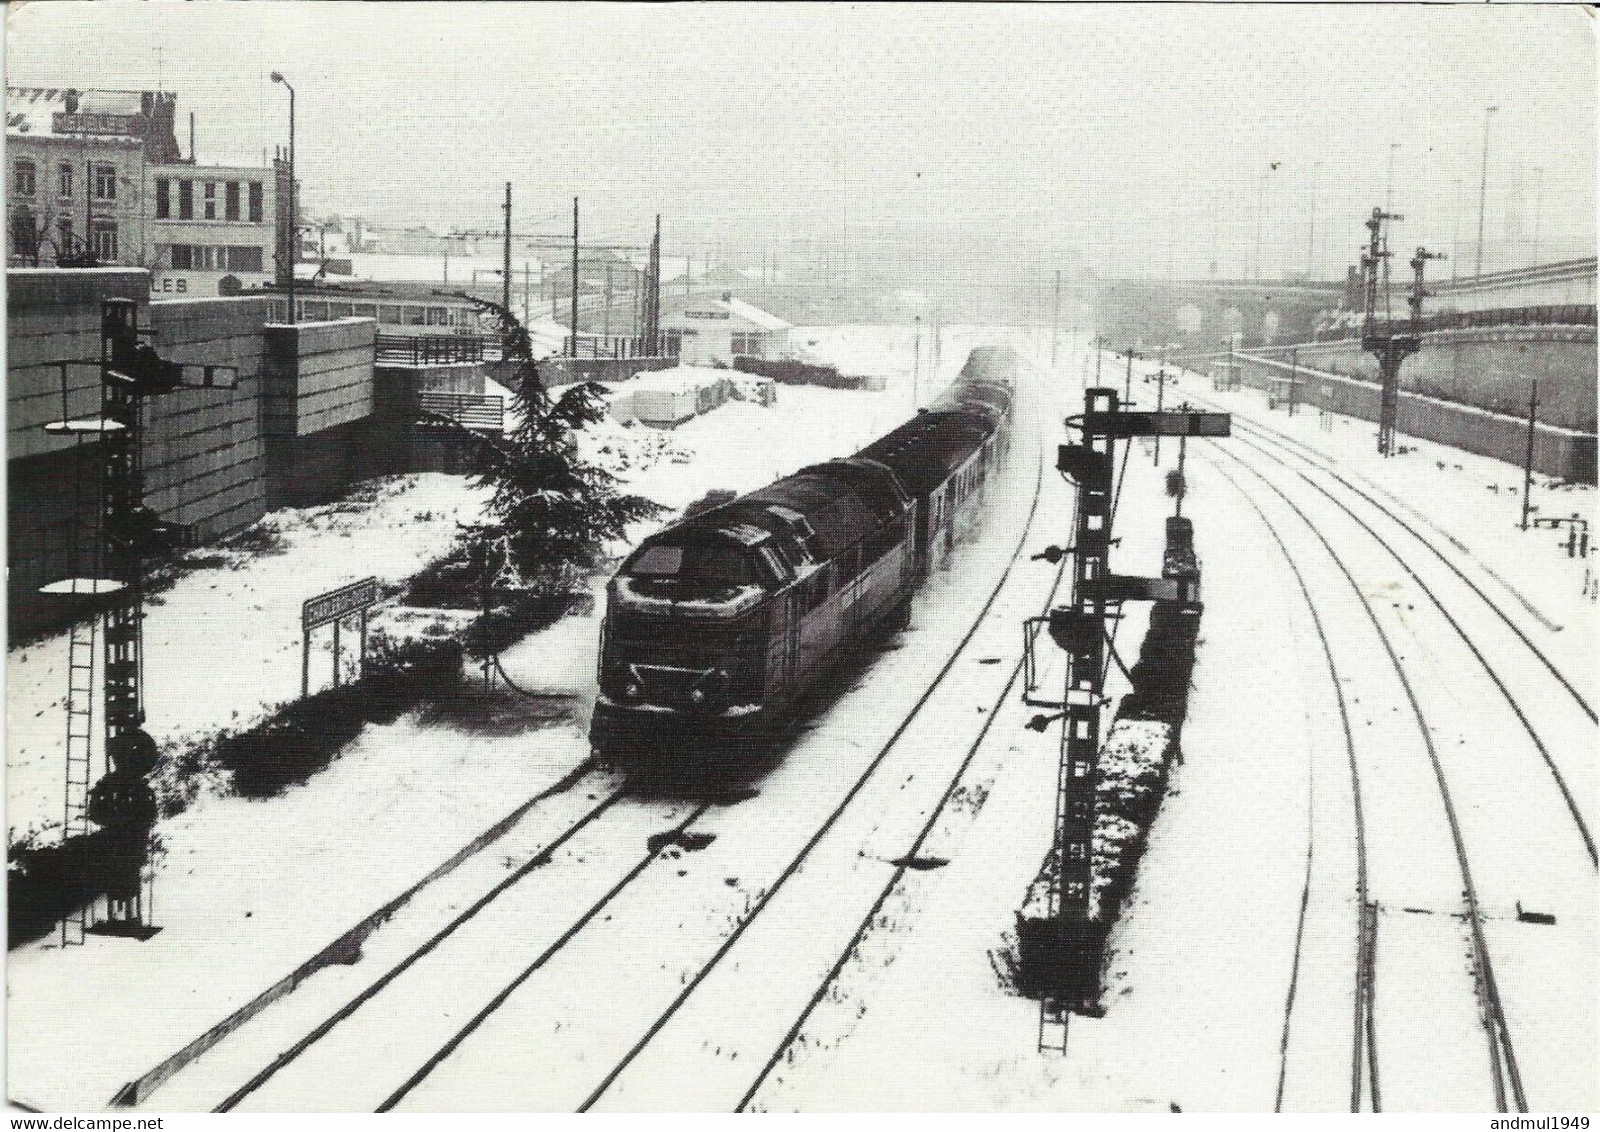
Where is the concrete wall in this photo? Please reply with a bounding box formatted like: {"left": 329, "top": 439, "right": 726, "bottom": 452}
{"left": 1259, "top": 332, "right": 1597, "bottom": 433}
{"left": 261, "top": 318, "right": 377, "bottom": 438}
{"left": 7, "top": 268, "right": 150, "bottom": 462}
{"left": 372, "top": 361, "right": 487, "bottom": 420}
{"left": 6, "top": 270, "right": 273, "bottom": 636}
{"left": 145, "top": 297, "right": 271, "bottom": 539}
{"left": 260, "top": 318, "right": 378, "bottom": 508}
{"left": 1234, "top": 353, "right": 1597, "bottom": 484}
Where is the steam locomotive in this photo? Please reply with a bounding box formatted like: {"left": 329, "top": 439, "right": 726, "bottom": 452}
{"left": 591, "top": 346, "right": 1020, "bottom": 756}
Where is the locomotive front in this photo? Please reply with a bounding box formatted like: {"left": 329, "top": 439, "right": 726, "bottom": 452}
{"left": 592, "top": 522, "right": 786, "bottom": 755}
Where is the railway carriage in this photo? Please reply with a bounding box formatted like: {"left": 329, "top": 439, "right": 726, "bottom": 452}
{"left": 591, "top": 346, "right": 1019, "bottom": 757}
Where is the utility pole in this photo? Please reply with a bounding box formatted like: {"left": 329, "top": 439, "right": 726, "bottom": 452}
{"left": 1153, "top": 365, "right": 1167, "bottom": 464}
{"left": 1522, "top": 379, "right": 1539, "bottom": 530}
{"left": 1308, "top": 160, "right": 1323, "bottom": 278}
{"left": 1122, "top": 347, "right": 1136, "bottom": 405}
{"left": 523, "top": 261, "right": 530, "bottom": 326}
{"left": 1253, "top": 162, "right": 1278, "bottom": 282}
{"left": 1051, "top": 270, "right": 1062, "bottom": 367}
{"left": 603, "top": 261, "right": 613, "bottom": 340}
{"left": 1531, "top": 167, "right": 1544, "bottom": 267}
{"left": 912, "top": 316, "right": 922, "bottom": 411}
{"left": 569, "top": 196, "right": 579, "bottom": 357}
{"left": 1476, "top": 106, "right": 1499, "bottom": 277}
{"left": 503, "top": 182, "right": 512, "bottom": 316}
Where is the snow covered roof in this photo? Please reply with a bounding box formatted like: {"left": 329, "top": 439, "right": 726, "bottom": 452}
{"left": 661, "top": 296, "right": 791, "bottom": 333}
{"left": 7, "top": 87, "right": 147, "bottom": 139}
{"left": 723, "top": 297, "right": 790, "bottom": 332}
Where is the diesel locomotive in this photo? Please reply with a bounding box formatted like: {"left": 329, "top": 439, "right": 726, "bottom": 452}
{"left": 590, "top": 346, "right": 1020, "bottom": 756}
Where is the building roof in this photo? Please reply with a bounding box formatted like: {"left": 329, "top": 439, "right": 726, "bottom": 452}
{"left": 660, "top": 295, "right": 790, "bottom": 333}
{"left": 722, "top": 296, "right": 789, "bottom": 331}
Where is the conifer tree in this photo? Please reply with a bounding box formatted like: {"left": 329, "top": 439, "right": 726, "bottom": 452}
{"left": 455, "top": 296, "right": 660, "bottom": 594}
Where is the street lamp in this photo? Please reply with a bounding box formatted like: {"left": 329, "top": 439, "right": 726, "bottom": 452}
{"left": 271, "top": 71, "right": 296, "bottom": 324}
{"left": 1253, "top": 160, "right": 1280, "bottom": 282}
{"left": 1475, "top": 105, "right": 1499, "bottom": 277}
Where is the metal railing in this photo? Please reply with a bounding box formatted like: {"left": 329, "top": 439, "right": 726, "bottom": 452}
{"left": 418, "top": 390, "right": 505, "bottom": 432}
{"left": 376, "top": 334, "right": 491, "bottom": 365}
{"left": 1315, "top": 303, "right": 1596, "bottom": 343}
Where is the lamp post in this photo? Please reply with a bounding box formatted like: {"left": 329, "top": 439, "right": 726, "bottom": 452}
{"left": 1386, "top": 143, "right": 1402, "bottom": 213}
{"left": 1253, "top": 161, "right": 1279, "bottom": 282}
{"left": 1475, "top": 105, "right": 1499, "bottom": 277}
{"left": 270, "top": 71, "right": 296, "bottom": 324}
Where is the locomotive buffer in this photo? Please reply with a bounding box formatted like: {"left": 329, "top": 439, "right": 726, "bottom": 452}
{"left": 1023, "top": 386, "right": 1228, "bottom": 1051}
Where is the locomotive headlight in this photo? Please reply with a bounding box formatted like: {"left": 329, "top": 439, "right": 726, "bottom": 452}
{"left": 626, "top": 681, "right": 641, "bottom": 698}
{"left": 689, "top": 687, "right": 706, "bottom": 705}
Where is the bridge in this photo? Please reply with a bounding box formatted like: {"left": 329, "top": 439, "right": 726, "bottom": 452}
{"left": 1094, "top": 257, "right": 1598, "bottom": 355}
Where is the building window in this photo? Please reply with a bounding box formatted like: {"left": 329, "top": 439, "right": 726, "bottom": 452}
{"left": 155, "top": 178, "right": 171, "bottom": 219}
{"left": 11, "top": 209, "right": 37, "bottom": 258}
{"left": 248, "top": 182, "right": 263, "bottom": 223}
{"left": 427, "top": 306, "right": 449, "bottom": 326}
{"left": 91, "top": 222, "right": 118, "bottom": 262}
{"left": 354, "top": 303, "right": 377, "bottom": 319}
{"left": 378, "top": 304, "right": 402, "bottom": 325}
{"left": 93, "top": 164, "right": 116, "bottom": 200}
{"left": 14, "top": 161, "right": 35, "bottom": 197}
{"left": 58, "top": 163, "right": 72, "bottom": 198}
{"left": 406, "top": 306, "right": 426, "bottom": 326}
{"left": 226, "top": 245, "right": 263, "bottom": 272}
{"left": 171, "top": 244, "right": 193, "bottom": 269}
{"left": 732, "top": 332, "right": 765, "bottom": 356}
{"left": 225, "top": 181, "right": 240, "bottom": 221}
{"left": 203, "top": 182, "right": 217, "bottom": 219}
{"left": 178, "top": 179, "right": 193, "bottom": 220}
{"left": 57, "top": 217, "right": 73, "bottom": 256}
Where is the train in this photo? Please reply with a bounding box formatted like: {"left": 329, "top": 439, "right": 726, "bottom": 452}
{"left": 590, "top": 345, "right": 1021, "bottom": 757}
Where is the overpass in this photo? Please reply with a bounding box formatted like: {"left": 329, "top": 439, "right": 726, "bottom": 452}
{"left": 1093, "top": 257, "right": 1596, "bottom": 355}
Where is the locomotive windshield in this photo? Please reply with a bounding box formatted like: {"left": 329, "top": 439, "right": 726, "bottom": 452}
{"left": 627, "top": 541, "right": 754, "bottom": 588}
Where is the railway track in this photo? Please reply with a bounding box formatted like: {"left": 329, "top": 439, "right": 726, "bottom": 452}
{"left": 1198, "top": 393, "right": 1591, "bottom": 719}
{"left": 1203, "top": 447, "right": 1528, "bottom": 1112}
{"left": 179, "top": 384, "right": 1050, "bottom": 1112}
{"left": 1177, "top": 386, "right": 1597, "bottom": 866}
{"left": 1216, "top": 477, "right": 1376, "bottom": 1111}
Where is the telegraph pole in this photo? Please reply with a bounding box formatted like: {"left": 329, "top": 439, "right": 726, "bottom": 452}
{"left": 1051, "top": 270, "right": 1062, "bottom": 367}
{"left": 603, "top": 261, "right": 613, "bottom": 340}
{"left": 1522, "top": 379, "right": 1539, "bottom": 530}
{"left": 1475, "top": 106, "right": 1499, "bottom": 277}
{"left": 569, "top": 196, "right": 579, "bottom": 357}
{"left": 502, "top": 183, "right": 512, "bottom": 316}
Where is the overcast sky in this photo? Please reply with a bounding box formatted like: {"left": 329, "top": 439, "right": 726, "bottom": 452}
{"left": 7, "top": 2, "right": 1595, "bottom": 280}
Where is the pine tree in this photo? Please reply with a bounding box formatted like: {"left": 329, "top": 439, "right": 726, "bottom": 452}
{"left": 456, "top": 296, "right": 661, "bottom": 595}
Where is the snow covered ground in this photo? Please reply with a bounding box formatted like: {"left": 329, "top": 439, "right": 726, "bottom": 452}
{"left": 4, "top": 323, "right": 1030, "bottom": 1111}
{"left": 9, "top": 325, "right": 1590, "bottom": 1112}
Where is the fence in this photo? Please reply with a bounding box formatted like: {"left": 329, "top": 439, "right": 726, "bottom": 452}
{"left": 1314, "top": 303, "right": 1597, "bottom": 344}
{"left": 418, "top": 390, "right": 505, "bottom": 432}
{"left": 375, "top": 334, "right": 494, "bottom": 365}
{"left": 564, "top": 334, "right": 682, "bottom": 360}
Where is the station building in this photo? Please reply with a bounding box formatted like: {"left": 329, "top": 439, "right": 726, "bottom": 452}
{"left": 660, "top": 294, "right": 791, "bottom": 366}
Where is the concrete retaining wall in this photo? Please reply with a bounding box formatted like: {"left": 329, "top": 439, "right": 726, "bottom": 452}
{"left": 1236, "top": 354, "right": 1598, "bottom": 484}
{"left": 262, "top": 319, "right": 377, "bottom": 438}
{"left": 1259, "top": 333, "right": 1597, "bottom": 433}
{"left": 6, "top": 269, "right": 150, "bottom": 463}
{"left": 146, "top": 297, "right": 272, "bottom": 540}
{"left": 6, "top": 272, "right": 275, "bottom": 637}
